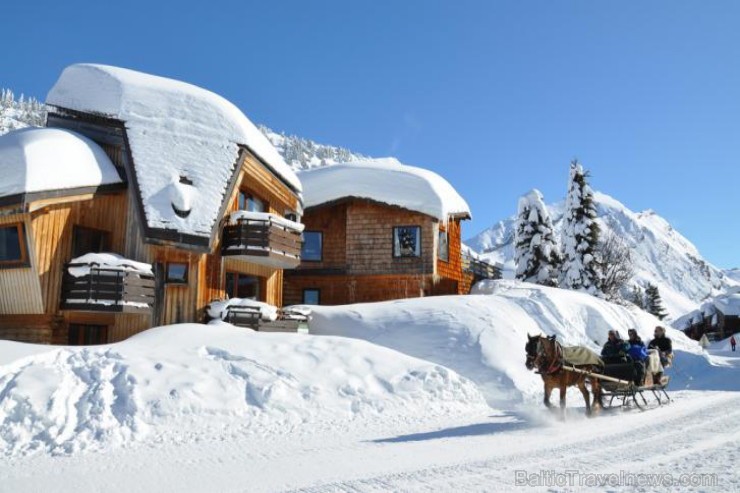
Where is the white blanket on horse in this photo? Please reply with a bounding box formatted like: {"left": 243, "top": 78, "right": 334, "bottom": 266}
{"left": 562, "top": 346, "right": 604, "bottom": 368}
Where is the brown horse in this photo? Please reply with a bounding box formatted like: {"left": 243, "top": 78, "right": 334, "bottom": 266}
{"left": 525, "top": 334, "right": 603, "bottom": 416}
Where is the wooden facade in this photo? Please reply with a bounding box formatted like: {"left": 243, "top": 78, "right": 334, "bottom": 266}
{"left": 0, "top": 115, "right": 302, "bottom": 346}
{"left": 284, "top": 198, "right": 468, "bottom": 306}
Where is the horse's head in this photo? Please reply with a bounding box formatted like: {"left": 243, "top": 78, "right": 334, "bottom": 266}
{"left": 525, "top": 334, "right": 559, "bottom": 372}
{"left": 525, "top": 334, "right": 541, "bottom": 370}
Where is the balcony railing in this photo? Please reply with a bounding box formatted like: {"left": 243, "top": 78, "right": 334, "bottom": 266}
{"left": 61, "top": 263, "right": 156, "bottom": 313}
{"left": 221, "top": 212, "right": 303, "bottom": 269}
{"left": 462, "top": 253, "right": 502, "bottom": 281}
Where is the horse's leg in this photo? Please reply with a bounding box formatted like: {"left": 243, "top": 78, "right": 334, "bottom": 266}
{"left": 591, "top": 377, "right": 603, "bottom": 411}
{"left": 578, "top": 377, "right": 592, "bottom": 416}
{"left": 559, "top": 383, "right": 567, "bottom": 418}
{"left": 543, "top": 379, "right": 554, "bottom": 409}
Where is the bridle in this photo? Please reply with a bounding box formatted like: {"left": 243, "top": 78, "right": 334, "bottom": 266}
{"left": 526, "top": 336, "right": 564, "bottom": 375}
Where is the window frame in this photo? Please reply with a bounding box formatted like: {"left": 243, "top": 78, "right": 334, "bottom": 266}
{"left": 392, "top": 225, "right": 422, "bottom": 259}
{"left": 165, "top": 262, "right": 189, "bottom": 285}
{"left": 224, "top": 271, "right": 263, "bottom": 300}
{"left": 438, "top": 229, "right": 450, "bottom": 263}
{"left": 301, "top": 230, "right": 323, "bottom": 262}
{"left": 71, "top": 225, "right": 110, "bottom": 258}
{"left": 238, "top": 189, "right": 268, "bottom": 213}
{"left": 0, "top": 222, "right": 29, "bottom": 269}
{"left": 302, "top": 288, "right": 321, "bottom": 305}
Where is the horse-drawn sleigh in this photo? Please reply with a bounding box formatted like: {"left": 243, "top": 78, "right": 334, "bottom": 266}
{"left": 525, "top": 334, "right": 671, "bottom": 415}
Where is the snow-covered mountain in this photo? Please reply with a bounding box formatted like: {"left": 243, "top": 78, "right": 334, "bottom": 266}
{"left": 259, "top": 125, "right": 368, "bottom": 170}
{"left": 0, "top": 89, "right": 46, "bottom": 134}
{"left": 467, "top": 191, "right": 739, "bottom": 319}
{"left": 725, "top": 268, "right": 740, "bottom": 284}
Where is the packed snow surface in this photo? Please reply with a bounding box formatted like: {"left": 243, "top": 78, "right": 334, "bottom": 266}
{"left": 310, "top": 280, "right": 709, "bottom": 406}
{"left": 0, "top": 127, "right": 122, "bottom": 199}
{"left": 0, "top": 323, "right": 485, "bottom": 457}
{"left": 46, "top": 64, "right": 301, "bottom": 239}
{"left": 468, "top": 191, "right": 738, "bottom": 318}
{"left": 299, "top": 158, "right": 471, "bottom": 221}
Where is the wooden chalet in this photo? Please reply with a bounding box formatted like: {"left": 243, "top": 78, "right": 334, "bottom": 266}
{"left": 681, "top": 290, "right": 740, "bottom": 341}
{"left": 0, "top": 64, "right": 304, "bottom": 345}
{"left": 283, "top": 158, "right": 500, "bottom": 306}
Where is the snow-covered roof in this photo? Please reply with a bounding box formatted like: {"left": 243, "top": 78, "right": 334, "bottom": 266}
{"left": 298, "top": 158, "right": 471, "bottom": 221}
{"left": 0, "top": 127, "right": 122, "bottom": 200}
{"left": 46, "top": 64, "right": 301, "bottom": 240}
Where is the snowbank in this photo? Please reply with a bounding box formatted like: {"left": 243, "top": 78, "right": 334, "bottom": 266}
{"left": 67, "top": 253, "right": 153, "bottom": 278}
{"left": 298, "top": 158, "right": 471, "bottom": 221}
{"left": 0, "top": 127, "right": 122, "bottom": 199}
{"left": 310, "top": 281, "right": 713, "bottom": 406}
{"left": 0, "top": 323, "right": 486, "bottom": 457}
{"left": 46, "top": 64, "right": 301, "bottom": 239}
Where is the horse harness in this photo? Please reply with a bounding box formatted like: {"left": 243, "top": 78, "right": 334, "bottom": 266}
{"left": 534, "top": 338, "right": 564, "bottom": 375}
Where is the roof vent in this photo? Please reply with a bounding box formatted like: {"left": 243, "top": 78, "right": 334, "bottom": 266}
{"left": 170, "top": 176, "right": 195, "bottom": 219}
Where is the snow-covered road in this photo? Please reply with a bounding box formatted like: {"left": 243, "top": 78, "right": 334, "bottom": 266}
{"left": 2, "top": 390, "right": 738, "bottom": 492}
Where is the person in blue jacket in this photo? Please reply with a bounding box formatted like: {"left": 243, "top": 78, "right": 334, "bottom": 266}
{"left": 627, "top": 329, "right": 648, "bottom": 385}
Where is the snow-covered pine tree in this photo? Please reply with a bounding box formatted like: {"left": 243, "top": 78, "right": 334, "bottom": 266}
{"left": 514, "top": 189, "right": 561, "bottom": 286}
{"left": 559, "top": 160, "right": 603, "bottom": 295}
{"left": 645, "top": 283, "right": 668, "bottom": 320}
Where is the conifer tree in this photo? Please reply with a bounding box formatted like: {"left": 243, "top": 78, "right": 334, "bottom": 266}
{"left": 560, "top": 160, "right": 602, "bottom": 295}
{"left": 645, "top": 283, "right": 668, "bottom": 320}
{"left": 514, "top": 189, "right": 561, "bottom": 286}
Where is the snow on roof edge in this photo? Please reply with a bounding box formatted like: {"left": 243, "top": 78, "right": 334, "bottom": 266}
{"left": 298, "top": 158, "right": 471, "bottom": 221}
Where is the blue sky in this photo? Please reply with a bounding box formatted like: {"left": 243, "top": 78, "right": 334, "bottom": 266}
{"left": 3, "top": 1, "right": 739, "bottom": 268}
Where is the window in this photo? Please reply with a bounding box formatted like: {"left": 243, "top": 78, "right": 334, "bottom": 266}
{"left": 166, "top": 263, "right": 188, "bottom": 284}
{"left": 301, "top": 231, "right": 323, "bottom": 261}
{"left": 393, "top": 226, "right": 421, "bottom": 258}
{"left": 238, "top": 191, "right": 266, "bottom": 213}
{"left": 303, "top": 289, "right": 320, "bottom": 305}
{"left": 225, "top": 272, "right": 261, "bottom": 300}
{"left": 438, "top": 230, "right": 449, "bottom": 262}
{"left": 68, "top": 324, "right": 108, "bottom": 345}
{"left": 0, "top": 223, "right": 28, "bottom": 267}
{"left": 285, "top": 212, "right": 298, "bottom": 222}
{"left": 72, "top": 226, "right": 110, "bottom": 257}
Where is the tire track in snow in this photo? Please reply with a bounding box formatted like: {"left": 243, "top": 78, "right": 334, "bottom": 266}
{"left": 287, "top": 392, "right": 740, "bottom": 492}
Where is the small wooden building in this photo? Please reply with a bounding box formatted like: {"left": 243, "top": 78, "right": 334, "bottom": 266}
{"left": 681, "top": 290, "right": 740, "bottom": 341}
{"left": 283, "top": 158, "right": 499, "bottom": 306}
{"left": 0, "top": 64, "right": 303, "bottom": 345}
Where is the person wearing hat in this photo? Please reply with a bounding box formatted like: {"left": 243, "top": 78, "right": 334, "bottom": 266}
{"left": 648, "top": 326, "right": 673, "bottom": 383}
{"left": 601, "top": 329, "right": 630, "bottom": 364}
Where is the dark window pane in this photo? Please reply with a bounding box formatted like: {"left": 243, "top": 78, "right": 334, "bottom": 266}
{"left": 72, "top": 226, "right": 109, "bottom": 257}
{"left": 239, "top": 191, "right": 265, "bottom": 213}
{"left": 301, "top": 231, "right": 323, "bottom": 261}
{"left": 303, "top": 289, "right": 320, "bottom": 305}
{"left": 394, "top": 226, "right": 421, "bottom": 257}
{"left": 236, "top": 275, "right": 260, "bottom": 299}
{"left": 166, "top": 263, "right": 188, "bottom": 283}
{"left": 438, "top": 231, "right": 449, "bottom": 262}
{"left": 0, "top": 226, "right": 22, "bottom": 262}
{"left": 68, "top": 324, "right": 108, "bottom": 345}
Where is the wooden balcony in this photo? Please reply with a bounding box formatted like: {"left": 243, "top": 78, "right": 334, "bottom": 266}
{"left": 462, "top": 253, "right": 502, "bottom": 281}
{"left": 60, "top": 263, "right": 156, "bottom": 313}
{"left": 221, "top": 213, "right": 303, "bottom": 269}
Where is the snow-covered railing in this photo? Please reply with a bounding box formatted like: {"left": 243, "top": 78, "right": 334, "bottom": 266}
{"left": 206, "top": 298, "right": 311, "bottom": 333}
{"left": 221, "top": 211, "right": 303, "bottom": 269}
{"left": 462, "top": 251, "right": 502, "bottom": 281}
{"left": 61, "top": 253, "right": 155, "bottom": 313}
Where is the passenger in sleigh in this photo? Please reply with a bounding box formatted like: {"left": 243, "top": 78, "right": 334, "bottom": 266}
{"left": 648, "top": 326, "right": 673, "bottom": 385}
{"left": 627, "top": 329, "right": 648, "bottom": 386}
{"left": 601, "top": 330, "right": 630, "bottom": 364}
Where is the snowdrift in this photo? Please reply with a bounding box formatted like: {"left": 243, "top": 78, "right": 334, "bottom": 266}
{"left": 0, "top": 323, "right": 486, "bottom": 457}
{"left": 310, "top": 281, "right": 724, "bottom": 406}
